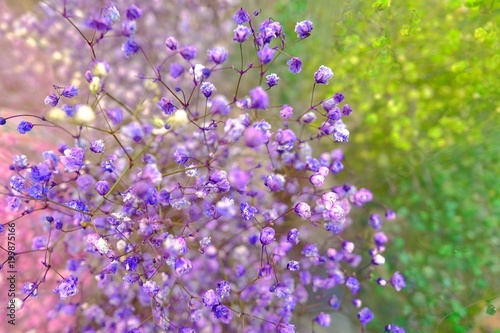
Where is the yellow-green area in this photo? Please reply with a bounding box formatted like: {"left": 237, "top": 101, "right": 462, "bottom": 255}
{"left": 243, "top": 0, "right": 499, "bottom": 331}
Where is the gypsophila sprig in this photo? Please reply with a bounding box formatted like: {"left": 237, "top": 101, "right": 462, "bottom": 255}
{"left": 0, "top": 2, "right": 405, "bottom": 332}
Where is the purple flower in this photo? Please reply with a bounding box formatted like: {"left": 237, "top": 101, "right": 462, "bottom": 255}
{"left": 61, "top": 84, "right": 78, "bottom": 98}
{"left": 391, "top": 272, "right": 406, "bottom": 292}
{"left": 369, "top": 214, "right": 383, "bottom": 229}
{"left": 126, "top": 4, "right": 142, "bottom": 20}
{"left": 357, "top": 307, "right": 374, "bottom": 326}
{"left": 249, "top": 86, "right": 269, "bottom": 109}
{"left": 142, "top": 280, "right": 160, "bottom": 297}
{"left": 21, "top": 282, "right": 38, "bottom": 298}
{"left": 240, "top": 202, "right": 257, "bottom": 221}
{"left": 266, "top": 73, "right": 280, "bottom": 87}
{"left": 295, "top": 20, "right": 313, "bottom": 38}
{"left": 260, "top": 227, "right": 275, "bottom": 245}
{"left": 180, "top": 46, "right": 197, "bottom": 60}
{"left": 90, "top": 139, "right": 104, "bottom": 154}
{"left": 233, "top": 25, "right": 251, "bottom": 43}
{"left": 275, "top": 128, "right": 296, "bottom": 151}
{"left": 212, "top": 304, "right": 233, "bottom": 324}
{"left": 158, "top": 97, "right": 176, "bottom": 115}
{"left": 201, "top": 82, "right": 216, "bottom": 98}
{"left": 17, "top": 121, "right": 33, "bottom": 134}
{"left": 122, "top": 39, "right": 140, "bottom": 58}
{"left": 287, "top": 57, "right": 302, "bottom": 74}
{"left": 315, "top": 312, "right": 331, "bottom": 327}
{"left": 385, "top": 324, "right": 406, "bottom": 333}
{"left": 287, "top": 228, "right": 300, "bottom": 245}
{"left": 351, "top": 188, "right": 373, "bottom": 207}
{"left": 170, "top": 63, "right": 184, "bottom": 79}
{"left": 105, "top": 108, "right": 123, "bottom": 125}
{"left": 233, "top": 8, "right": 250, "bottom": 24}
{"left": 346, "top": 276, "right": 360, "bottom": 295}
{"left": 174, "top": 257, "right": 193, "bottom": 276}
{"left": 121, "top": 20, "right": 137, "bottom": 37}
{"left": 44, "top": 93, "right": 59, "bottom": 106}
{"left": 207, "top": 47, "right": 228, "bottom": 64}
{"left": 165, "top": 36, "right": 178, "bottom": 50}
{"left": 202, "top": 289, "right": 219, "bottom": 307}
{"left": 280, "top": 105, "right": 293, "bottom": 119}
{"left": 95, "top": 180, "right": 110, "bottom": 196}
{"left": 216, "top": 280, "right": 230, "bottom": 298}
{"left": 286, "top": 260, "right": 300, "bottom": 271}
{"left": 60, "top": 147, "right": 84, "bottom": 172}
{"left": 294, "top": 202, "right": 311, "bottom": 219}
{"left": 257, "top": 45, "right": 275, "bottom": 65}
{"left": 276, "top": 323, "right": 296, "bottom": 333}
{"left": 53, "top": 275, "right": 79, "bottom": 300}
{"left": 264, "top": 173, "right": 285, "bottom": 192}
{"left": 342, "top": 103, "right": 353, "bottom": 116}
{"left": 314, "top": 65, "right": 334, "bottom": 84}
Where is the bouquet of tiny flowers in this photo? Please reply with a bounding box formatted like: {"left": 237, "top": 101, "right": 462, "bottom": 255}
{"left": 0, "top": 2, "right": 405, "bottom": 332}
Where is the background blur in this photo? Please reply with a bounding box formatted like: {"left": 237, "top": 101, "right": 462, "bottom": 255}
{"left": 1, "top": 0, "right": 499, "bottom": 332}
{"left": 245, "top": 0, "right": 499, "bottom": 332}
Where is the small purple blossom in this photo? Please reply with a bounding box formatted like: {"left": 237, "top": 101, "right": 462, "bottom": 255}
{"left": 249, "top": 86, "right": 269, "bottom": 109}
{"left": 314, "top": 65, "right": 334, "bottom": 84}
{"left": 260, "top": 227, "right": 275, "bottom": 245}
{"left": 90, "top": 139, "right": 104, "bottom": 154}
{"left": 266, "top": 73, "right": 280, "bottom": 87}
{"left": 315, "top": 312, "right": 331, "bottom": 327}
{"left": 207, "top": 47, "right": 228, "bottom": 64}
{"left": 295, "top": 20, "right": 313, "bottom": 38}
{"left": 165, "top": 36, "right": 178, "bottom": 50}
{"left": 294, "top": 202, "right": 311, "bottom": 219}
{"left": 233, "top": 8, "right": 250, "bottom": 24}
{"left": 358, "top": 307, "right": 374, "bottom": 326}
{"left": 17, "top": 121, "right": 34, "bottom": 134}
{"left": 287, "top": 57, "right": 302, "bottom": 74}
{"left": 53, "top": 275, "right": 79, "bottom": 300}
{"left": 61, "top": 84, "right": 78, "bottom": 98}
{"left": 126, "top": 4, "right": 142, "bottom": 20}
{"left": 44, "top": 93, "right": 59, "bottom": 106}
{"left": 233, "top": 25, "right": 251, "bottom": 43}
{"left": 257, "top": 45, "right": 275, "bottom": 65}
{"left": 201, "top": 82, "right": 216, "bottom": 98}
{"left": 391, "top": 271, "right": 406, "bottom": 292}
{"left": 180, "top": 46, "right": 197, "bottom": 60}
{"left": 60, "top": 147, "right": 85, "bottom": 172}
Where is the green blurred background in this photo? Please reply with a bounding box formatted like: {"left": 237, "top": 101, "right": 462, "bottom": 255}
{"left": 245, "top": 0, "right": 499, "bottom": 331}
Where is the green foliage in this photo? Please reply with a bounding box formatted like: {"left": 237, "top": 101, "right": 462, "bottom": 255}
{"left": 253, "top": 0, "right": 500, "bottom": 331}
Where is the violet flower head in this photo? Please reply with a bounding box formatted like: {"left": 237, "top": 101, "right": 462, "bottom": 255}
{"left": 18, "top": 121, "right": 34, "bottom": 134}
{"left": 126, "top": 4, "right": 142, "bottom": 20}
{"left": 314, "top": 65, "right": 334, "bottom": 84}
{"left": 234, "top": 8, "right": 250, "bottom": 24}
{"left": 201, "top": 82, "right": 216, "bottom": 98}
{"left": 266, "top": 73, "right": 280, "bottom": 88}
{"left": 391, "top": 271, "right": 406, "bottom": 292}
{"left": 61, "top": 84, "right": 78, "bottom": 98}
{"left": 207, "top": 47, "right": 228, "bottom": 64}
{"left": 233, "top": 25, "right": 251, "bottom": 43}
{"left": 358, "top": 307, "right": 374, "bottom": 326}
{"left": 260, "top": 227, "right": 275, "bottom": 245}
{"left": 295, "top": 20, "right": 313, "bottom": 38}
{"left": 44, "top": 93, "right": 59, "bottom": 106}
{"left": 53, "top": 275, "right": 79, "bottom": 300}
{"left": 315, "top": 312, "right": 331, "bottom": 327}
{"left": 60, "top": 147, "right": 85, "bottom": 172}
{"left": 287, "top": 57, "right": 302, "bottom": 74}
{"left": 180, "top": 46, "right": 197, "bottom": 60}
{"left": 257, "top": 45, "right": 275, "bottom": 65}
{"left": 249, "top": 86, "right": 269, "bottom": 109}
{"left": 165, "top": 36, "right": 178, "bottom": 50}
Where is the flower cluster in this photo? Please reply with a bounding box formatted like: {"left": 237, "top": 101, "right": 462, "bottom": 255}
{"left": 0, "top": 3, "right": 405, "bottom": 332}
